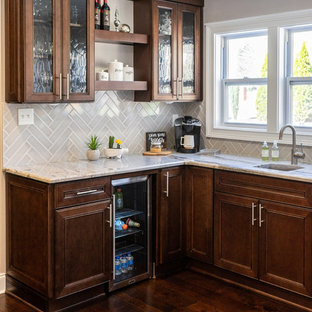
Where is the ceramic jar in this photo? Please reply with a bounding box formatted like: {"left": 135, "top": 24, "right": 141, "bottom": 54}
{"left": 123, "top": 65, "right": 134, "bottom": 81}
{"left": 108, "top": 60, "right": 123, "bottom": 81}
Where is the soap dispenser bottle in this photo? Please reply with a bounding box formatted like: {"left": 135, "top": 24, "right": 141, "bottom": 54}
{"left": 261, "top": 141, "right": 269, "bottom": 161}
{"left": 271, "top": 140, "right": 279, "bottom": 161}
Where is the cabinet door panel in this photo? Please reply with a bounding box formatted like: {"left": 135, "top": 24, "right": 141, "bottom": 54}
{"left": 259, "top": 201, "right": 312, "bottom": 295}
{"left": 186, "top": 167, "right": 213, "bottom": 263}
{"left": 24, "top": 0, "right": 61, "bottom": 102}
{"left": 177, "top": 4, "right": 201, "bottom": 101}
{"left": 159, "top": 168, "right": 184, "bottom": 263}
{"left": 153, "top": 1, "right": 178, "bottom": 101}
{"left": 55, "top": 201, "right": 111, "bottom": 298}
{"left": 62, "top": 0, "right": 94, "bottom": 102}
{"left": 214, "top": 192, "right": 258, "bottom": 278}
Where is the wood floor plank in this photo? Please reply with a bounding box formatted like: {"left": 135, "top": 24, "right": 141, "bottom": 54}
{"left": 0, "top": 270, "right": 307, "bottom": 312}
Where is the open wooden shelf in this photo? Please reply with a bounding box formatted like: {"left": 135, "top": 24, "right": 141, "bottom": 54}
{"left": 95, "top": 29, "right": 148, "bottom": 45}
{"left": 95, "top": 81, "right": 148, "bottom": 91}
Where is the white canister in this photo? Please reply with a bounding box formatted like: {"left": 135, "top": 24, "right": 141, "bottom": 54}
{"left": 96, "top": 70, "right": 109, "bottom": 81}
{"left": 108, "top": 60, "right": 124, "bottom": 81}
{"left": 123, "top": 65, "right": 134, "bottom": 81}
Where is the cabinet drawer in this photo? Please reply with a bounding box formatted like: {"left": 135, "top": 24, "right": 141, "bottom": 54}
{"left": 215, "top": 170, "right": 312, "bottom": 208}
{"left": 55, "top": 178, "right": 111, "bottom": 208}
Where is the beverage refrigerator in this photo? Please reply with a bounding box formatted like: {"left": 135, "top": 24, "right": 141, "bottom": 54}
{"left": 109, "top": 175, "right": 152, "bottom": 291}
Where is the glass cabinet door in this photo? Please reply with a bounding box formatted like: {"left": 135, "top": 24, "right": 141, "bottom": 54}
{"left": 33, "top": 0, "right": 53, "bottom": 94}
{"left": 154, "top": 1, "right": 177, "bottom": 101}
{"left": 63, "top": 0, "right": 94, "bottom": 102}
{"left": 178, "top": 5, "right": 201, "bottom": 101}
{"left": 24, "top": 0, "right": 59, "bottom": 102}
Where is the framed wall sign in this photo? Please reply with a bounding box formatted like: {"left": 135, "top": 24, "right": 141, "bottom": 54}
{"left": 146, "top": 132, "right": 167, "bottom": 151}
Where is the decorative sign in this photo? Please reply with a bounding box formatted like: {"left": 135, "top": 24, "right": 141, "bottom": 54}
{"left": 146, "top": 132, "right": 167, "bottom": 151}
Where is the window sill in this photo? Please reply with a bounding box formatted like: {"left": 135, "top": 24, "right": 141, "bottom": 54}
{"left": 207, "top": 127, "right": 312, "bottom": 146}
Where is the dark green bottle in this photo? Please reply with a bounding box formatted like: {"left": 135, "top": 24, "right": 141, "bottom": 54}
{"left": 115, "top": 188, "right": 123, "bottom": 210}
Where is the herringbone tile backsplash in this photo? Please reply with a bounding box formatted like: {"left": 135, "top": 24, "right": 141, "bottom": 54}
{"left": 3, "top": 91, "right": 312, "bottom": 166}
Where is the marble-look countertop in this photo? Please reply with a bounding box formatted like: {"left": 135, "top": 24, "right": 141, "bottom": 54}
{"left": 4, "top": 151, "right": 312, "bottom": 184}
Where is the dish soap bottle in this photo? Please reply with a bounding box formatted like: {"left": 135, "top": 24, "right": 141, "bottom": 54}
{"left": 115, "top": 188, "right": 123, "bottom": 210}
{"left": 261, "top": 141, "right": 269, "bottom": 161}
{"left": 271, "top": 140, "right": 279, "bottom": 161}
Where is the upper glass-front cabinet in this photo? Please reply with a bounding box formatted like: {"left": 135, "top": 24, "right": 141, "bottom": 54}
{"left": 151, "top": 1, "right": 201, "bottom": 102}
{"left": 5, "top": 0, "right": 94, "bottom": 103}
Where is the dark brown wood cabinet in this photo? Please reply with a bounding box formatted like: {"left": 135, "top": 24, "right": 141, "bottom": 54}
{"left": 185, "top": 167, "right": 213, "bottom": 263}
{"left": 214, "top": 192, "right": 258, "bottom": 278}
{"left": 159, "top": 167, "right": 184, "bottom": 264}
{"left": 55, "top": 201, "right": 111, "bottom": 298}
{"left": 134, "top": 0, "right": 203, "bottom": 102}
{"left": 6, "top": 174, "right": 111, "bottom": 311}
{"left": 214, "top": 170, "right": 312, "bottom": 296}
{"left": 259, "top": 200, "right": 312, "bottom": 295}
{"left": 5, "top": 0, "right": 94, "bottom": 103}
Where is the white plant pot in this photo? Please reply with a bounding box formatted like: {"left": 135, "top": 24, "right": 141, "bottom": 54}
{"left": 87, "top": 149, "right": 100, "bottom": 161}
{"left": 104, "top": 148, "right": 123, "bottom": 159}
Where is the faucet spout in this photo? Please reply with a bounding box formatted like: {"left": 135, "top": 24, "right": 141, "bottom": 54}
{"left": 278, "top": 124, "right": 304, "bottom": 165}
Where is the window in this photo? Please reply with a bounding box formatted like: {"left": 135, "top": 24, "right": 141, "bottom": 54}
{"left": 206, "top": 9, "right": 312, "bottom": 145}
{"left": 286, "top": 26, "right": 312, "bottom": 127}
{"left": 221, "top": 32, "right": 268, "bottom": 126}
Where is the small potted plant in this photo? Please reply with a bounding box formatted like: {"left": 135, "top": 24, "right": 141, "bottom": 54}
{"left": 86, "top": 135, "right": 101, "bottom": 161}
{"left": 104, "top": 136, "right": 124, "bottom": 159}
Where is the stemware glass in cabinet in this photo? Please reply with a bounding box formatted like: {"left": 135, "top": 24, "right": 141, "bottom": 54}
{"left": 33, "top": 0, "right": 53, "bottom": 94}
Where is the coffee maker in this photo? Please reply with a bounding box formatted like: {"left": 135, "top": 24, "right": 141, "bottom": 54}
{"left": 174, "top": 116, "right": 201, "bottom": 153}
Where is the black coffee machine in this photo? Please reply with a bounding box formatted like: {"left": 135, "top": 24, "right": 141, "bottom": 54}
{"left": 174, "top": 116, "right": 201, "bottom": 153}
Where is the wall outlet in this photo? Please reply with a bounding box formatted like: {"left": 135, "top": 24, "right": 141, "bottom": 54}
{"left": 172, "top": 114, "right": 179, "bottom": 127}
{"left": 18, "top": 108, "right": 34, "bottom": 126}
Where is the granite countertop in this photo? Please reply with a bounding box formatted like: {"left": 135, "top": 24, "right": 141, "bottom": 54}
{"left": 4, "top": 151, "right": 312, "bottom": 184}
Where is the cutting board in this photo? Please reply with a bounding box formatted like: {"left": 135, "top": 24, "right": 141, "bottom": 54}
{"left": 143, "top": 151, "right": 172, "bottom": 156}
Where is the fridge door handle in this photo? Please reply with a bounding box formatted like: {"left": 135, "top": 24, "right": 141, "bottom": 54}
{"left": 112, "top": 194, "right": 116, "bottom": 280}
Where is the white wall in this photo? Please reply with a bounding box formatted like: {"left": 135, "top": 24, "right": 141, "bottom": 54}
{"left": 0, "top": 0, "right": 6, "bottom": 293}
{"left": 204, "top": 0, "right": 312, "bottom": 22}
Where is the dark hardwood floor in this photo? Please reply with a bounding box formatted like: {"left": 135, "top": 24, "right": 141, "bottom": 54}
{"left": 0, "top": 270, "right": 306, "bottom": 312}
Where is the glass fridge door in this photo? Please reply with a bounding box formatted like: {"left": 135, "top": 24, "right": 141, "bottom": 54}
{"left": 111, "top": 176, "right": 151, "bottom": 289}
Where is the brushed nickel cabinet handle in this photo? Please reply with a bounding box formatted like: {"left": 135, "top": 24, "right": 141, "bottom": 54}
{"left": 67, "top": 73, "right": 70, "bottom": 100}
{"left": 179, "top": 79, "right": 183, "bottom": 98}
{"left": 163, "top": 172, "right": 169, "bottom": 198}
{"left": 106, "top": 204, "right": 112, "bottom": 228}
{"left": 251, "top": 202, "right": 257, "bottom": 226}
{"left": 259, "top": 203, "right": 265, "bottom": 227}
{"left": 172, "top": 80, "right": 177, "bottom": 96}
{"left": 176, "top": 77, "right": 179, "bottom": 100}
{"left": 76, "top": 189, "right": 98, "bottom": 196}
{"left": 59, "top": 73, "right": 62, "bottom": 100}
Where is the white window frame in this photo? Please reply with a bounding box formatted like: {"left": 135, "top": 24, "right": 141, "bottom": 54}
{"left": 285, "top": 26, "right": 312, "bottom": 129}
{"left": 205, "top": 9, "right": 312, "bottom": 146}
{"left": 220, "top": 31, "right": 268, "bottom": 129}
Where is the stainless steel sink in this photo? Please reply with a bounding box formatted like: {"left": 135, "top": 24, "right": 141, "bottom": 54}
{"left": 255, "top": 163, "right": 303, "bottom": 171}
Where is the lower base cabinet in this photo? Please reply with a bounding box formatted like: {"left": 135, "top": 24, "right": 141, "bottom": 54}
{"left": 259, "top": 200, "right": 312, "bottom": 295}
{"left": 214, "top": 192, "right": 258, "bottom": 278}
{"left": 186, "top": 167, "right": 213, "bottom": 263}
{"left": 159, "top": 167, "right": 184, "bottom": 264}
{"left": 214, "top": 170, "right": 312, "bottom": 296}
{"left": 55, "top": 201, "right": 112, "bottom": 298}
{"left": 6, "top": 174, "right": 112, "bottom": 311}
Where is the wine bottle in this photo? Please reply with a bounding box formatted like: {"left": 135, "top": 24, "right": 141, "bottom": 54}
{"left": 126, "top": 218, "right": 140, "bottom": 228}
{"left": 95, "top": 0, "right": 101, "bottom": 29}
{"left": 101, "top": 0, "right": 110, "bottom": 31}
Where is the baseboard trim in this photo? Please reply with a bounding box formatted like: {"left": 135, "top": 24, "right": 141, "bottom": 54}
{"left": 0, "top": 273, "right": 6, "bottom": 294}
